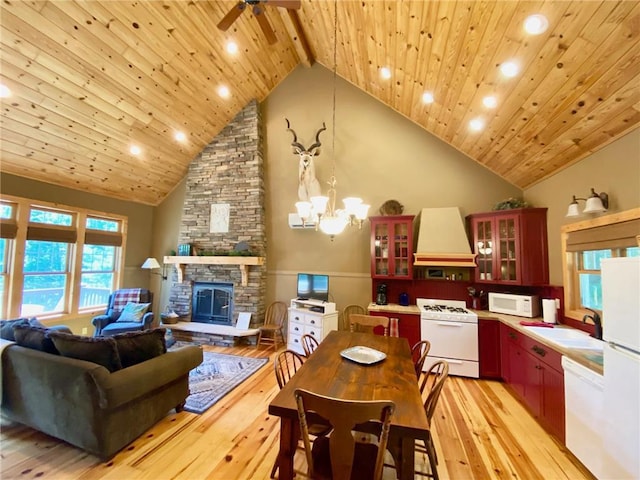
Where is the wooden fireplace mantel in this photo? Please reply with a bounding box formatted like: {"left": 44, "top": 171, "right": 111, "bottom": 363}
{"left": 163, "top": 256, "right": 265, "bottom": 286}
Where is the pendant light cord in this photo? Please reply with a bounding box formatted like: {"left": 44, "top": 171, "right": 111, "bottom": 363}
{"left": 331, "top": 0, "right": 337, "bottom": 182}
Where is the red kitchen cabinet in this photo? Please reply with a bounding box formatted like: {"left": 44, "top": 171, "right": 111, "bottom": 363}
{"left": 467, "top": 208, "right": 549, "bottom": 285}
{"left": 369, "top": 311, "right": 421, "bottom": 348}
{"left": 500, "top": 323, "right": 565, "bottom": 442}
{"left": 478, "top": 318, "right": 501, "bottom": 379}
{"left": 369, "top": 215, "right": 414, "bottom": 280}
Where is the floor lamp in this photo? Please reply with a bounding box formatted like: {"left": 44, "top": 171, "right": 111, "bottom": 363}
{"left": 141, "top": 257, "right": 167, "bottom": 317}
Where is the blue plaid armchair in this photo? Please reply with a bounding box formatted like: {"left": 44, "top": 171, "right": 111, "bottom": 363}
{"left": 92, "top": 288, "right": 154, "bottom": 336}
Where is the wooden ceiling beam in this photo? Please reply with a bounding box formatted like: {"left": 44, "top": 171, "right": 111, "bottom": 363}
{"left": 283, "top": 9, "right": 314, "bottom": 67}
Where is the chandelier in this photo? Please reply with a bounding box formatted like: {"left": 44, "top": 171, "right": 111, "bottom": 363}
{"left": 294, "top": 0, "right": 369, "bottom": 238}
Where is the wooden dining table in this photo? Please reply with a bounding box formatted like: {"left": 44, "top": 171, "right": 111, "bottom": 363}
{"left": 268, "top": 330, "right": 430, "bottom": 480}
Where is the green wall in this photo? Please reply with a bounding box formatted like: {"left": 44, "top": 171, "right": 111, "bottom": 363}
{"left": 1, "top": 172, "right": 156, "bottom": 326}
{"left": 524, "top": 128, "right": 640, "bottom": 284}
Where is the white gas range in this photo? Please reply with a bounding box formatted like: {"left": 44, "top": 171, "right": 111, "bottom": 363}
{"left": 417, "top": 298, "right": 479, "bottom": 378}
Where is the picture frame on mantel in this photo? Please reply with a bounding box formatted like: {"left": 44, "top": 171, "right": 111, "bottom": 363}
{"left": 210, "top": 203, "right": 230, "bottom": 233}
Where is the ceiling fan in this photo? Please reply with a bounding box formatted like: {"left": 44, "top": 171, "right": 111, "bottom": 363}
{"left": 217, "top": 0, "right": 302, "bottom": 45}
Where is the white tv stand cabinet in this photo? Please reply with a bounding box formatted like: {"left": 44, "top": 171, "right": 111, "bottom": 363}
{"left": 288, "top": 299, "right": 338, "bottom": 355}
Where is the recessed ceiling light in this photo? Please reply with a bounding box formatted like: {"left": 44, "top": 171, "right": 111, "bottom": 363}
{"left": 380, "top": 67, "right": 392, "bottom": 79}
{"left": 175, "top": 131, "right": 186, "bottom": 142}
{"left": 524, "top": 14, "right": 549, "bottom": 35}
{"left": 130, "top": 145, "right": 141, "bottom": 155}
{"left": 226, "top": 41, "right": 239, "bottom": 55}
{"left": 0, "top": 84, "right": 11, "bottom": 98}
{"left": 500, "top": 61, "right": 519, "bottom": 78}
{"left": 483, "top": 96, "right": 498, "bottom": 108}
{"left": 218, "top": 85, "right": 230, "bottom": 98}
{"left": 422, "top": 91, "right": 434, "bottom": 104}
{"left": 469, "top": 118, "right": 484, "bottom": 132}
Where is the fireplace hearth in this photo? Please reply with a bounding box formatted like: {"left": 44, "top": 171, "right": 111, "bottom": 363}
{"left": 192, "top": 282, "right": 234, "bottom": 325}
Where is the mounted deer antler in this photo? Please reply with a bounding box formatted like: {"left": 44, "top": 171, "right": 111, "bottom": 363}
{"left": 286, "top": 118, "right": 327, "bottom": 202}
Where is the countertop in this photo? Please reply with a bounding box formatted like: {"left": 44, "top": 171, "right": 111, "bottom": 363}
{"left": 367, "top": 303, "right": 421, "bottom": 314}
{"left": 475, "top": 311, "right": 604, "bottom": 375}
{"left": 367, "top": 302, "right": 603, "bottom": 375}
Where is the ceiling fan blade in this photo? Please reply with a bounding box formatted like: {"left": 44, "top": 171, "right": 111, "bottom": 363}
{"left": 265, "top": 0, "right": 301, "bottom": 9}
{"left": 253, "top": 5, "right": 278, "bottom": 45}
{"left": 217, "top": 2, "right": 246, "bottom": 31}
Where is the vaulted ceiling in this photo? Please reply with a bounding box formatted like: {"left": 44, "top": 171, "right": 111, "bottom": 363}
{"left": 1, "top": 1, "right": 639, "bottom": 206}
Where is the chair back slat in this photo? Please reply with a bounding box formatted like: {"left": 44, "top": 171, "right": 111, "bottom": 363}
{"left": 274, "top": 350, "right": 305, "bottom": 389}
{"left": 295, "top": 388, "right": 394, "bottom": 480}
{"left": 301, "top": 334, "right": 320, "bottom": 357}
{"left": 265, "top": 301, "right": 288, "bottom": 327}
{"left": 411, "top": 340, "right": 431, "bottom": 378}
{"left": 341, "top": 304, "right": 366, "bottom": 331}
{"left": 419, "top": 360, "right": 449, "bottom": 425}
{"left": 349, "top": 314, "right": 390, "bottom": 336}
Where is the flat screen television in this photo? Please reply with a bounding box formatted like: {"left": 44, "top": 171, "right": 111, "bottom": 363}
{"left": 296, "top": 273, "right": 329, "bottom": 302}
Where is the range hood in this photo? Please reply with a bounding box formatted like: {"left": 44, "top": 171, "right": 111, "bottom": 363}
{"left": 413, "top": 207, "right": 477, "bottom": 267}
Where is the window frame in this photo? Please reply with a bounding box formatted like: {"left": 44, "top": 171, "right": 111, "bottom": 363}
{"left": 561, "top": 207, "right": 640, "bottom": 322}
{"left": 0, "top": 194, "right": 128, "bottom": 320}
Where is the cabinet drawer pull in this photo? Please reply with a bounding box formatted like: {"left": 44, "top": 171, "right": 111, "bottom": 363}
{"left": 532, "top": 345, "right": 546, "bottom": 357}
{"left": 508, "top": 332, "right": 517, "bottom": 340}
{"left": 310, "top": 320, "right": 316, "bottom": 325}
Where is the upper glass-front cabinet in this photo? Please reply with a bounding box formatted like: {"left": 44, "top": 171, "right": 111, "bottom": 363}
{"left": 468, "top": 208, "right": 549, "bottom": 285}
{"left": 370, "top": 215, "right": 414, "bottom": 279}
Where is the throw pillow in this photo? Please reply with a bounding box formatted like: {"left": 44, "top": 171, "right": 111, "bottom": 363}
{"left": 13, "top": 325, "right": 59, "bottom": 354}
{"left": 113, "top": 328, "right": 167, "bottom": 368}
{"left": 0, "top": 318, "right": 30, "bottom": 341}
{"left": 27, "top": 317, "right": 46, "bottom": 328}
{"left": 49, "top": 331, "right": 122, "bottom": 372}
{"left": 116, "top": 302, "right": 151, "bottom": 323}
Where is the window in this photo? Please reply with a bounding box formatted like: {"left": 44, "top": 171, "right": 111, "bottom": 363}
{"left": 0, "top": 195, "right": 127, "bottom": 320}
{"left": 562, "top": 209, "right": 640, "bottom": 321}
{"left": 0, "top": 201, "right": 17, "bottom": 315}
{"left": 80, "top": 216, "right": 121, "bottom": 310}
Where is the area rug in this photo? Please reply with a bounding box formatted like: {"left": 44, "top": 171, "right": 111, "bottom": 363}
{"left": 176, "top": 348, "right": 268, "bottom": 414}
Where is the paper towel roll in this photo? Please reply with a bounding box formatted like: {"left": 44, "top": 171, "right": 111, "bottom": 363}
{"left": 542, "top": 299, "right": 557, "bottom": 324}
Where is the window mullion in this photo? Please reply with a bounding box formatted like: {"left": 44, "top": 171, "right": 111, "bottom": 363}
{"left": 69, "top": 213, "right": 87, "bottom": 315}
{"left": 7, "top": 199, "right": 30, "bottom": 318}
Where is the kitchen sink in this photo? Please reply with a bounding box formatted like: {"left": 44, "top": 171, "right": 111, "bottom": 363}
{"left": 523, "top": 326, "right": 604, "bottom": 351}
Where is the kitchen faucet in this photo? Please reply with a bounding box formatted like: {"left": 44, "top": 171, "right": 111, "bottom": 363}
{"left": 582, "top": 308, "right": 603, "bottom": 340}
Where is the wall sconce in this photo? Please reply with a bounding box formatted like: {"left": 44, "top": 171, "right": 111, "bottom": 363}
{"left": 141, "top": 257, "right": 167, "bottom": 280}
{"left": 566, "top": 188, "right": 609, "bottom": 218}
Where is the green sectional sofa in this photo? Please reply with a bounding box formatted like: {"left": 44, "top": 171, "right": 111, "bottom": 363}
{"left": 1, "top": 332, "right": 202, "bottom": 460}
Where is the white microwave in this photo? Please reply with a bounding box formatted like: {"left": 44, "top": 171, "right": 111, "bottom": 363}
{"left": 488, "top": 293, "right": 540, "bottom": 318}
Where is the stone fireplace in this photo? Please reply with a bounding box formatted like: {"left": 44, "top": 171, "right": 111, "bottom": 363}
{"left": 167, "top": 100, "right": 267, "bottom": 329}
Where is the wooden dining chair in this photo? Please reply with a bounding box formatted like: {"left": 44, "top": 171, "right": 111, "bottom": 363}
{"left": 301, "top": 333, "right": 320, "bottom": 357}
{"left": 411, "top": 340, "right": 431, "bottom": 378}
{"left": 416, "top": 360, "right": 450, "bottom": 479}
{"left": 294, "top": 388, "right": 395, "bottom": 480}
{"left": 271, "top": 351, "right": 331, "bottom": 478}
{"left": 257, "top": 301, "right": 288, "bottom": 351}
{"left": 349, "top": 314, "right": 390, "bottom": 336}
{"left": 341, "top": 304, "right": 366, "bottom": 331}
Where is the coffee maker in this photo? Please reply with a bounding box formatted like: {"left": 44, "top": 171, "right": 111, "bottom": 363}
{"left": 376, "top": 284, "right": 388, "bottom": 305}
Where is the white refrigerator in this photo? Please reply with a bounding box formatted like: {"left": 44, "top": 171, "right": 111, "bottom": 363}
{"left": 601, "top": 256, "right": 640, "bottom": 479}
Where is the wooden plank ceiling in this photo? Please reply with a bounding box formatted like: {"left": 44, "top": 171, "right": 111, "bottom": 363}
{"left": 1, "top": 1, "right": 639, "bottom": 206}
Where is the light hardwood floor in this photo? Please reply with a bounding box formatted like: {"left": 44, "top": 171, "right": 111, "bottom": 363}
{"left": 0, "top": 344, "right": 594, "bottom": 480}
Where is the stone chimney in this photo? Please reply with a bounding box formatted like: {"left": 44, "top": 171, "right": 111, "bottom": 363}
{"left": 167, "top": 100, "right": 266, "bottom": 326}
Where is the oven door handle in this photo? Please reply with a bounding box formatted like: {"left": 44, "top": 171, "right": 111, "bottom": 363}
{"left": 435, "top": 322, "right": 464, "bottom": 327}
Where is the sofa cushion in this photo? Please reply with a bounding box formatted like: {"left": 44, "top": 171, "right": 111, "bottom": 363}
{"left": 116, "top": 302, "right": 151, "bottom": 323}
{"left": 13, "top": 325, "right": 59, "bottom": 354}
{"left": 0, "top": 318, "right": 30, "bottom": 341}
{"left": 113, "top": 328, "right": 167, "bottom": 368}
{"left": 49, "top": 331, "right": 122, "bottom": 372}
